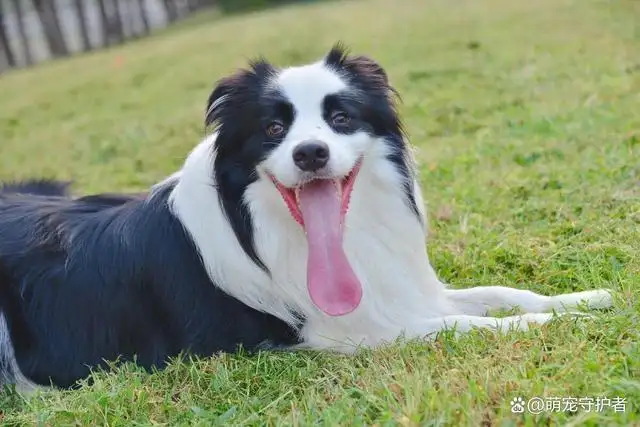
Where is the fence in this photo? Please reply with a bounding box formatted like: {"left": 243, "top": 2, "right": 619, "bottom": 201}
{"left": 0, "top": 0, "right": 215, "bottom": 72}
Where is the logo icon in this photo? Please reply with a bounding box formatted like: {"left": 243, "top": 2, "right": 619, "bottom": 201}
{"left": 511, "top": 397, "right": 526, "bottom": 413}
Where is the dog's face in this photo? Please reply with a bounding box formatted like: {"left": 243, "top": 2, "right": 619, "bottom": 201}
{"left": 206, "top": 44, "right": 414, "bottom": 317}
{"left": 206, "top": 44, "right": 407, "bottom": 220}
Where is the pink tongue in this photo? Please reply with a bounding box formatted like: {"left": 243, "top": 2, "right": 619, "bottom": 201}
{"left": 298, "top": 180, "right": 362, "bottom": 316}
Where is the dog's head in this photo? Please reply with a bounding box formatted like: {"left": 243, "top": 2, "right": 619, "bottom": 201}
{"left": 206, "top": 43, "right": 418, "bottom": 317}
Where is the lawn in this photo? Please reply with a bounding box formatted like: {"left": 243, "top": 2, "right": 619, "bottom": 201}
{"left": 1, "top": 0, "right": 639, "bottom": 425}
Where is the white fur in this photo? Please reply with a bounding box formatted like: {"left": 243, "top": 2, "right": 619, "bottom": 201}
{"left": 169, "top": 60, "right": 613, "bottom": 354}
{"left": 0, "top": 315, "right": 40, "bottom": 393}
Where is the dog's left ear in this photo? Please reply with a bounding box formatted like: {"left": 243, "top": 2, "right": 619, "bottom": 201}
{"left": 324, "top": 43, "right": 390, "bottom": 91}
{"left": 342, "top": 55, "right": 389, "bottom": 86}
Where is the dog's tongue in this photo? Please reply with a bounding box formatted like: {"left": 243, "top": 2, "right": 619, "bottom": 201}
{"left": 298, "top": 180, "right": 362, "bottom": 316}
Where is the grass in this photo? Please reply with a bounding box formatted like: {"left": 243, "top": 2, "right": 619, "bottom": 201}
{"left": 1, "top": 0, "right": 639, "bottom": 424}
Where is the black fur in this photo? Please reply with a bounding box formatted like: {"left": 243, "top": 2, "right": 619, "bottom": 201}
{"left": 0, "top": 181, "right": 300, "bottom": 388}
{"left": 1, "top": 179, "right": 71, "bottom": 197}
{"left": 206, "top": 59, "right": 296, "bottom": 274}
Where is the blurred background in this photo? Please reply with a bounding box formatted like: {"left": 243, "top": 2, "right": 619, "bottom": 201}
{"left": 0, "top": 0, "right": 301, "bottom": 70}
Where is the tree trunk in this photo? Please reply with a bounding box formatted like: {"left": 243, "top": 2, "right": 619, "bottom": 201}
{"left": 123, "top": 0, "right": 134, "bottom": 37}
{"left": 97, "top": 0, "right": 124, "bottom": 46}
{"left": 32, "top": 0, "right": 69, "bottom": 58}
{"left": 127, "top": 0, "right": 144, "bottom": 38}
{"left": 96, "top": 0, "right": 110, "bottom": 47}
{"left": 111, "top": 0, "right": 125, "bottom": 42}
{"left": 73, "top": 0, "right": 91, "bottom": 52}
{"left": 162, "top": 0, "right": 179, "bottom": 23}
{"left": 136, "top": 0, "right": 150, "bottom": 35}
{"left": 0, "top": 2, "right": 16, "bottom": 68}
{"left": 11, "top": 0, "right": 34, "bottom": 66}
{"left": 186, "top": 0, "right": 200, "bottom": 12}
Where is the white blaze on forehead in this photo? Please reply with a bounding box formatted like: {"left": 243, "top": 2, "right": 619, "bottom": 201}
{"left": 274, "top": 61, "right": 347, "bottom": 115}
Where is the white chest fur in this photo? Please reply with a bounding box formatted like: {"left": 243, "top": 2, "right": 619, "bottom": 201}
{"left": 169, "top": 138, "right": 457, "bottom": 353}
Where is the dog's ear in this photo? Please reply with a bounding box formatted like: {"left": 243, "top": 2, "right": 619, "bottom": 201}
{"left": 342, "top": 54, "right": 390, "bottom": 90}
{"left": 205, "top": 76, "right": 235, "bottom": 128}
{"left": 324, "top": 42, "right": 390, "bottom": 92}
{"left": 205, "top": 59, "right": 277, "bottom": 128}
{"left": 325, "top": 43, "right": 403, "bottom": 137}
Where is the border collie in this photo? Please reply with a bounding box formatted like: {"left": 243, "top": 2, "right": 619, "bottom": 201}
{"left": 0, "top": 44, "right": 613, "bottom": 391}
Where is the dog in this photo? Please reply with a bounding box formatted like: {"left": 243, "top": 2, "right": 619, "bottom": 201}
{"left": 0, "top": 44, "right": 612, "bottom": 391}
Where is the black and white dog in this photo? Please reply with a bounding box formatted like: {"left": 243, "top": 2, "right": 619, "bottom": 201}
{"left": 0, "top": 45, "right": 612, "bottom": 391}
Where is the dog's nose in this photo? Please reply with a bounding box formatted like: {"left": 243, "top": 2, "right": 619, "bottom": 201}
{"left": 292, "top": 141, "right": 330, "bottom": 172}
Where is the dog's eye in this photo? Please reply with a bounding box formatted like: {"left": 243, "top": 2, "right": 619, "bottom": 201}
{"left": 266, "top": 122, "right": 285, "bottom": 138}
{"left": 331, "top": 111, "right": 350, "bottom": 126}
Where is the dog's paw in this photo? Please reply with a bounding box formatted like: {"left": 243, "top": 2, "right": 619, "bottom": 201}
{"left": 555, "top": 311, "right": 596, "bottom": 320}
{"left": 551, "top": 289, "right": 614, "bottom": 312}
{"left": 500, "top": 313, "right": 556, "bottom": 332}
{"left": 572, "top": 289, "right": 614, "bottom": 310}
{"left": 511, "top": 311, "right": 595, "bottom": 331}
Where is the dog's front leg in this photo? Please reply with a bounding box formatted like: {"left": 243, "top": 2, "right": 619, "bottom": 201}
{"left": 409, "top": 311, "right": 593, "bottom": 339}
{"left": 442, "top": 286, "right": 613, "bottom": 316}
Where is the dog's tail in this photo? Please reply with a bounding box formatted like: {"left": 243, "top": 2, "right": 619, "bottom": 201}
{"left": 0, "top": 179, "right": 72, "bottom": 197}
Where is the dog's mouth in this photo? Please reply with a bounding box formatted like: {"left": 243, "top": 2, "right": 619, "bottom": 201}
{"left": 268, "top": 159, "right": 363, "bottom": 317}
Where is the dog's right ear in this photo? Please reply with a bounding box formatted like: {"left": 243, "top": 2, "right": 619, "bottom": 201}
{"left": 205, "top": 76, "right": 235, "bottom": 128}
{"left": 205, "top": 59, "right": 276, "bottom": 129}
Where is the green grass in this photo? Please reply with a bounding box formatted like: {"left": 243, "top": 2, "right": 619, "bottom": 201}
{"left": 1, "top": 0, "right": 639, "bottom": 425}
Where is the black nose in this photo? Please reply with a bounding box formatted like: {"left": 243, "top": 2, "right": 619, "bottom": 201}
{"left": 292, "top": 141, "right": 330, "bottom": 172}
